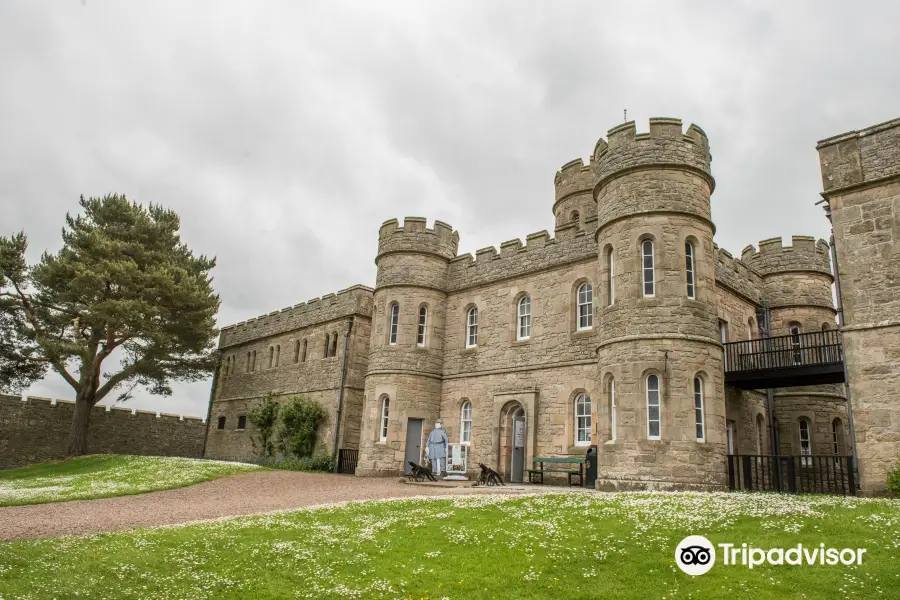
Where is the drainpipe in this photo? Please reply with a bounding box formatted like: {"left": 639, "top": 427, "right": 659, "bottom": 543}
{"left": 829, "top": 232, "right": 859, "bottom": 480}
{"left": 332, "top": 316, "right": 354, "bottom": 472}
{"left": 201, "top": 349, "right": 223, "bottom": 458}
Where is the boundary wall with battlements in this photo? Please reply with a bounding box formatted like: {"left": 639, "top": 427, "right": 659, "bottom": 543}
{"left": 0, "top": 394, "right": 205, "bottom": 469}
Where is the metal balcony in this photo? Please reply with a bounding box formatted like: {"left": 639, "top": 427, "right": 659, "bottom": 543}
{"left": 724, "top": 329, "right": 845, "bottom": 389}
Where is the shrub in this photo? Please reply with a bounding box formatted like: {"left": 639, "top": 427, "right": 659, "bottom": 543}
{"left": 247, "top": 394, "right": 279, "bottom": 458}
{"left": 278, "top": 396, "right": 326, "bottom": 458}
{"left": 257, "top": 454, "right": 334, "bottom": 473}
{"left": 887, "top": 457, "right": 900, "bottom": 495}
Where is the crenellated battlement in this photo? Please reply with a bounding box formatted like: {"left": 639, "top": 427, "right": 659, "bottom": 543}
{"left": 447, "top": 216, "right": 598, "bottom": 291}
{"left": 714, "top": 245, "right": 763, "bottom": 303}
{"left": 219, "top": 284, "right": 374, "bottom": 348}
{"left": 740, "top": 236, "right": 832, "bottom": 278}
{"left": 377, "top": 217, "right": 459, "bottom": 261}
{"left": 554, "top": 157, "right": 595, "bottom": 202}
{"left": 593, "top": 118, "right": 713, "bottom": 188}
{"left": 817, "top": 117, "right": 900, "bottom": 193}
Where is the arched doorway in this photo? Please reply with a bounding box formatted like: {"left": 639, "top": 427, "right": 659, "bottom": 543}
{"left": 498, "top": 402, "right": 526, "bottom": 483}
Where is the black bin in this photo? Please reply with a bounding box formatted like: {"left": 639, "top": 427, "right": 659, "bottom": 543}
{"left": 584, "top": 444, "right": 598, "bottom": 488}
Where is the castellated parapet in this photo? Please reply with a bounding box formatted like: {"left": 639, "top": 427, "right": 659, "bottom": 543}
{"left": 714, "top": 246, "right": 763, "bottom": 304}
{"left": 219, "top": 285, "right": 374, "bottom": 347}
{"left": 740, "top": 236, "right": 832, "bottom": 278}
{"left": 817, "top": 117, "right": 900, "bottom": 193}
{"left": 553, "top": 158, "right": 597, "bottom": 228}
{"left": 377, "top": 217, "right": 459, "bottom": 262}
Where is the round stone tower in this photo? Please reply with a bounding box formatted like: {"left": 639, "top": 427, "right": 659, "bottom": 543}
{"left": 593, "top": 118, "right": 727, "bottom": 490}
{"left": 553, "top": 158, "right": 596, "bottom": 230}
{"left": 355, "top": 217, "right": 459, "bottom": 476}
{"left": 741, "top": 238, "right": 848, "bottom": 457}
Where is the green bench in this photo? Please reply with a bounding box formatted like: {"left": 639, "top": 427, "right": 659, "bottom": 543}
{"left": 526, "top": 457, "right": 585, "bottom": 486}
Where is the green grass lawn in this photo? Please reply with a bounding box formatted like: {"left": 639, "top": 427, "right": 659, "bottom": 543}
{"left": 0, "top": 491, "right": 897, "bottom": 599}
{"left": 0, "top": 455, "right": 263, "bottom": 506}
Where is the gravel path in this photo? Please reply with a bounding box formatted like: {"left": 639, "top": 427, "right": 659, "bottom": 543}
{"left": 0, "top": 471, "right": 507, "bottom": 541}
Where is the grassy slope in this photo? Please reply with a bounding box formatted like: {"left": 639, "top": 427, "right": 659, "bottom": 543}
{"left": 0, "top": 491, "right": 897, "bottom": 599}
{"left": 0, "top": 455, "right": 262, "bottom": 506}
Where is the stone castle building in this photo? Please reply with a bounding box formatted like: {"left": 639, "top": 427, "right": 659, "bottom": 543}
{"left": 205, "top": 116, "right": 900, "bottom": 494}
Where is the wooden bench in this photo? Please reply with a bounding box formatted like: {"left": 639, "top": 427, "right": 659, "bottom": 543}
{"left": 526, "top": 457, "right": 585, "bottom": 486}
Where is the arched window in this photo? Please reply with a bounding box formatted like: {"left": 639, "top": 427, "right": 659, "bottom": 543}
{"left": 331, "top": 332, "right": 338, "bottom": 357}
{"left": 294, "top": 340, "right": 300, "bottom": 363}
{"left": 577, "top": 283, "right": 593, "bottom": 330}
{"left": 389, "top": 303, "right": 399, "bottom": 345}
{"left": 685, "top": 241, "right": 696, "bottom": 299}
{"left": 379, "top": 396, "right": 390, "bottom": 442}
{"left": 642, "top": 239, "right": 655, "bottom": 297}
{"left": 789, "top": 324, "right": 802, "bottom": 365}
{"left": 246, "top": 352, "right": 251, "bottom": 373}
{"left": 747, "top": 317, "right": 756, "bottom": 340}
{"left": 607, "top": 247, "right": 615, "bottom": 306}
{"left": 275, "top": 345, "right": 280, "bottom": 367}
{"left": 268, "top": 347, "right": 274, "bottom": 369}
{"left": 301, "top": 339, "right": 307, "bottom": 363}
{"left": 799, "top": 419, "right": 812, "bottom": 466}
{"left": 646, "top": 374, "right": 660, "bottom": 440}
{"left": 517, "top": 295, "right": 531, "bottom": 340}
{"left": 417, "top": 305, "right": 428, "bottom": 347}
{"left": 251, "top": 350, "right": 257, "bottom": 372}
{"left": 609, "top": 377, "right": 616, "bottom": 442}
{"left": 466, "top": 307, "right": 478, "bottom": 348}
{"left": 694, "top": 376, "right": 705, "bottom": 442}
{"left": 822, "top": 322, "right": 831, "bottom": 330}
{"left": 832, "top": 418, "right": 843, "bottom": 461}
{"left": 570, "top": 210, "right": 580, "bottom": 226}
{"left": 756, "top": 414, "right": 765, "bottom": 455}
{"left": 323, "top": 333, "right": 330, "bottom": 358}
{"left": 575, "top": 392, "right": 592, "bottom": 446}
{"left": 460, "top": 401, "right": 472, "bottom": 444}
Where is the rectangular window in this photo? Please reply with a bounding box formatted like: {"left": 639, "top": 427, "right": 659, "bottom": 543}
{"left": 577, "top": 284, "right": 593, "bottom": 330}
{"left": 646, "top": 375, "right": 660, "bottom": 440}
{"left": 217, "top": 416, "right": 226, "bottom": 430}
{"left": 466, "top": 308, "right": 478, "bottom": 348}
{"left": 417, "top": 306, "right": 427, "bottom": 347}
{"left": 517, "top": 296, "right": 531, "bottom": 340}
{"left": 237, "top": 415, "right": 247, "bottom": 430}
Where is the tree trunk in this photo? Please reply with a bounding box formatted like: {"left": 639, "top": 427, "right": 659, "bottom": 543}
{"left": 66, "top": 394, "right": 95, "bottom": 457}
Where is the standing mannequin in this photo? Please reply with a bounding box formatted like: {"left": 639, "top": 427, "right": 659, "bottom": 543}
{"left": 425, "top": 418, "right": 449, "bottom": 477}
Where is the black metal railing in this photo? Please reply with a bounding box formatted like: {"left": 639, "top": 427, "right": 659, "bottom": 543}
{"left": 724, "top": 330, "right": 843, "bottom": 373}
{"left": 727, "top": 454, "right": 856, "bottom": 496}
{"left": 337, "top": 448, "right": 359, "bottom": 474}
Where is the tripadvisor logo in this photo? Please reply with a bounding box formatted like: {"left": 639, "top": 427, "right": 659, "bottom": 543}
{"left": 675, "top": 536, "right": 866, "bottom": 576}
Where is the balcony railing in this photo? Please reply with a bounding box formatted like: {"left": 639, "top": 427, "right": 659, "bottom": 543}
{"left": 724, "top": 329, "right": 845, "bottom": 389}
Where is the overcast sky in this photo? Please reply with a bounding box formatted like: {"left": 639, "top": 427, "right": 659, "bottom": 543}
{"left": 1, "top": 1, "right": 897, "bottom": 419}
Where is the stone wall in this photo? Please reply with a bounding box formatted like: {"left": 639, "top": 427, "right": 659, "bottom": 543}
{"left": 0, "top": 395, "right": 205, "bottom": 469}
{"left": 818, "top": 117, "right": 900, "bottom": 494}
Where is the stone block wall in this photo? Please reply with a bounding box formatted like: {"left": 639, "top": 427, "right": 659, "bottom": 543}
{"left": 0, "top": 395, "right": 205, "bottom": 469}
{"left": 818, "top": 117, "right": 900, "bottom": 494}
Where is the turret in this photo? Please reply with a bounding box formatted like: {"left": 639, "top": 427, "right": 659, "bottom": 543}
{"left": 553, "top": 158, "right": 596, "bottom": 230}
{"left": 357, "top": 217, "right": 459, "bottom": 476}
{"left": 591, "top": 118, "right": 725, "bottom": 491}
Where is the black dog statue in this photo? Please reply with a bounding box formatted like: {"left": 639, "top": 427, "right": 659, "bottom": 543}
{"left": 475, "top": 463, "right": 505, "bottom": 486}
{"left": 407, "top": 461, "right": 437, "bottom": 482}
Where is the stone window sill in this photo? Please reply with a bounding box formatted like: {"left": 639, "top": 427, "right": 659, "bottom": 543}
{"left": 571, "top": 328, "right": 594, "bottom": 338}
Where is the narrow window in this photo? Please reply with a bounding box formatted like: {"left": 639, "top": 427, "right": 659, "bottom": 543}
{"left": 609, "top": 378, "right": 616, "bottom": 441}
{"left": 324, "top": 333, "right": 330, "bottom": 357}
{"left": 217, "top": 416, "right": 226, "bottom": 430}
{"left": 577, "top": 283, "right": 593, "bottom": 330}
{"left": 466, "top": 307, "right": 478, "bottom": 348}
{"left": 756, "top": 414, "right": 765, "bottom": 455}
{"left": 460, "top": 401, "right": 472, "bottom": 444}
{"left": 222, "top": 356, "right": 230, "bottom": 376}
{"left": 799, "top": 419, "right": 811, "bottom": 466}
{"left": 301, "top": 339, "right": 307, "bottom": 363}
{"left": 832, "top": 418, "right": 842, "bottom": 463}
{"left": 790, "top": 325, "right": 802, "bottom": 365}
{"left": 642, "top": 239, "right": 655, "bottom": 297}
{"left": 726, "top": 420, "right": 735, "bottom": 455}
{"left": 251, "top": 350, "right": 256, "bottom": 372}
{"left": 570, "top": 210, "right": 580, "bottom": 226}
{"left": 268, "top": 347, "right": 274, "bottom": 369}
{"left": 685, "top": 241, "right": 695, "bottom": 299}
{"left": 607, "top": 248, "right": 615, "bottom": 306}
{"left": 694, "top": 376, "right": 705, "bottom": 442}
{"left": 517, "top": 295, "right": 531, "bottom": 340}
{"left": 331, "top": 333, "right": 338, "bottom": 357}
{"left": 379, "top": 397, "right": 390, "bottom": 442}
{"left": 575, "top": 392, "right": 592, "bottom": 445}
{"left": 294, "top": 340, "right": 300, "bottom": 363}
{"left": 417, "top": 305, "right": 428, "bottom": 347}
{"left": 646, "top": 374, "right": 660, "bottom": 440}
{"left": 275, "top": 345, "right": 280, "bottom": 367}
{"left": 747, "top": 317, "right": 755, "bottom": 340}
{"left": 389, "top": 303, "right": 399, "bottom": 345}
{"left": 237, "top": 415, "right": 247, "bottom": 430}
{"left": 246, "top": 352, "right": 251, "bottom": 373}
{"left": 719, "top": 319, "right": 728, "bottom": 370}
